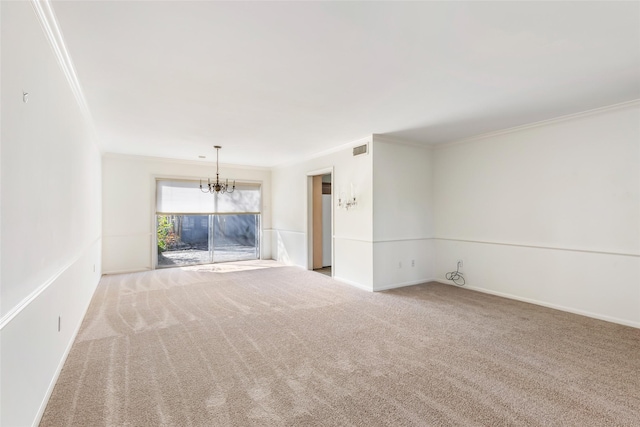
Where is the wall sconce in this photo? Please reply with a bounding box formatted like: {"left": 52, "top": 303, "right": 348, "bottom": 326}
{"left": 338, "top": 183, "right": 357, "bottom": 210}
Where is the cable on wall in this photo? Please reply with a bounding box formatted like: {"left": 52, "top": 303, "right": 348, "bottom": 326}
{"left": 445, "top": 261, "right": 465, "bottom": 286}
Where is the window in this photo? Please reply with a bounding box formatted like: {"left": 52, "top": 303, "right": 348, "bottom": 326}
{"left": 155, "top": 180, "right": 261, "bottom": 267}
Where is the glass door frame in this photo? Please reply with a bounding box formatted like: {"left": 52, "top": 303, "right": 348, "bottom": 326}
{"left": 155, "top": 213, "right": 261, "bottom": 269}
{"left": 152, "top": 176, "right": 263, "bottom": 270}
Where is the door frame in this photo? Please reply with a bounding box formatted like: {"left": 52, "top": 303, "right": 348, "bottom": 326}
{"left": 306, "top": 167, "right": 334, "bottom": 275}
{"left": 151, "top": 175, "right": 263, "bottom": 269}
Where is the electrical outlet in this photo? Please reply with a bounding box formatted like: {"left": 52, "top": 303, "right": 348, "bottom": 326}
{"left": 411, "top": 259, "right": 415, "bottom": 267}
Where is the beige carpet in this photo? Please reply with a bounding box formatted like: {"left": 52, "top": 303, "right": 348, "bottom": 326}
{"left": 41, "top": 261, "right": 640, "bottom": 426}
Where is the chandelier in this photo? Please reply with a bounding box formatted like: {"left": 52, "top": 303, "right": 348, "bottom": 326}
{"left": 200, "top": 146, "right": 235, "bottom": 194}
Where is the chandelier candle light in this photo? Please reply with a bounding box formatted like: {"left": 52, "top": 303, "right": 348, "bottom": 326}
{"left": 200, "top": 146, "right": 235, "bottom": 194}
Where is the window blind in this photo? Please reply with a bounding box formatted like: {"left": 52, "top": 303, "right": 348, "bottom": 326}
{"left": 156, "top": 180, "right": 261, "bottom": 214}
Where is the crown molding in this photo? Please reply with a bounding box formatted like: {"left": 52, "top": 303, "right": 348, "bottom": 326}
{"left": 30, "top": 0, "right": 100, "bottom": 151}
{"left": 271, "top": 135, "right": 372, "bottom": 169}
{"left": 102, "top": 152, "right": 272, "bottom": 171}
{"left": 372, "top": 134, "right": 433, "bottom": 150}
{"left": 433, "top": 99, "right": 640, "bottom": 150}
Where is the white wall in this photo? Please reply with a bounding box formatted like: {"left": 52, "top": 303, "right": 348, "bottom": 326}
{"left": 102, "top": 154, "right": 272, "bottom": 274}
{"left": 433, "top": 102, "right": 640, "bottom": 327}
{"left": 271, "top": 136, "right": 436, "bottom": 292}
{"left": 271, "top": 138, "right": 374, "bottom": 289}
{"left": 0, "top": 2, "right": 103, "bottom": 426}
{"left": 372, "top": 136, "right": 435, "bottom": 290}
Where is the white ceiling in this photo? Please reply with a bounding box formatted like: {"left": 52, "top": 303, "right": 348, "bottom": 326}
{"left": 52, "top": 1, "right": 640, "bottom": 167}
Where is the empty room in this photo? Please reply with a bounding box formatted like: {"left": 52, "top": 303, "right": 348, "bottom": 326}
{"left": 1, "top": 1, "right": 639, "bottom": 426}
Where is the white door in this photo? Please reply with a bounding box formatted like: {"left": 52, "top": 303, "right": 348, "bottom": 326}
{"left": 322, "top": 194, "right": 331, "bottom": 267}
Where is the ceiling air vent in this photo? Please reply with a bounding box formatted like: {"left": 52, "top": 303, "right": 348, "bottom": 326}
{"left": 353, "top": 144, "right": 368, "bottom": 156}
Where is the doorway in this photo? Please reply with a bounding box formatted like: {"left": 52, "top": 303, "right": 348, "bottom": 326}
{"left": 156, "top": 214, "right": 260, "bottom": 267}
{"left": 155, "top": 179, "right": 262, "bottom": 268}
{"left": 309, "top": 172, "right": 333, "bottom": 276}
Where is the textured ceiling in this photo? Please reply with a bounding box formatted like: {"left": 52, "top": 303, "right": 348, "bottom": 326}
{"left": 52, "top": 1, "right": 640, "bottom": 167}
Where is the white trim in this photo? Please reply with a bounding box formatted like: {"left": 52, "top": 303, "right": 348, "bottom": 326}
{"left": 155, "top": 177, "right": 262, "bottom": 187}
{"left": 306, "top": 167, "right": 333, "bottom": 177}
{"left": 433, "top": 279, "right": 640, "bottom": 329}
{"left": 434, "top": 237, "right": 639, "bottom": 258}
{"left": 155, "top": 211, "right": 261, "bottom": 216}
{"left": 103, "top": 267, "right": 151, "bottom": 276}
{"left": 373, "top": 278, "right": 435, "bottom": 292}
{"left": 30, "top": 0, "right": 98, "bottom": 151}
{"left": 433, "top": 99, "right": 640, "bottom": 150}
{"left": 31, "top": 290, "right": 95, "bottom": 427}
{"left": 101, "top": 100, "right": 640, "bottom": 169}
{"left": 333, "top": 276, "right": 372, "bottom": 292}
{"left": 273, "top": 136, "right": 372, "bottom": 169}
{"left": 306, "top": 167, "right": 334, "bottom": 271}
{"left": 102, "top": 152, "right": 272, "bottom": 171}
{"left": 372, "top": 134, "right": 433, "bottom": 150}
{"left": 0, "top": 236, "right": 101, "bottom": 331}
{"left": 373, "top": 237, "right": 435, "bottom": 244}
{"left": 334, "top": 236, "right": 373, "bottom": 243}
{"left": 150, "top": 174, "right": 158, "bottom": 270}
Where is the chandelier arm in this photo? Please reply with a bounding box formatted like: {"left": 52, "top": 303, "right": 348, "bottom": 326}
{"left": 199, "top": 180, "right": 210, "bottom": 193}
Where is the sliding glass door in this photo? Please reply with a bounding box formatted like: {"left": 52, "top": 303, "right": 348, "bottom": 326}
{"left": 213, "top": 214, "right": 260, "bottom": 263}
{"left": 155, "top": 180, "right": 261, "bottom": 268}
{"left": 156, "top": 214, "right": 260, "bottom": 267}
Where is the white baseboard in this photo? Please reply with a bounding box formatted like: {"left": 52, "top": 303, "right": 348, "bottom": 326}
{"left": 103, "top": 267, "right": 151, "bottom": 275}
{"left": 32, "top": 287, "right": 96, "bottom": 427}
{"left": 434, "top": 278, "right": 640, "bottom": 329}
{"left": 333, "top": 277, "right": 439, "bottom": 293}
{"left": 373, "top": 278, "right": 436, "bottom": 291}
{"left": 333, "top": 276, "right": 373, "bottom": 292}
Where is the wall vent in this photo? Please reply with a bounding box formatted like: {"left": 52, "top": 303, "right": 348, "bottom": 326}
{"left": 353, "top": 144, "right": 368, "bottom": 156}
